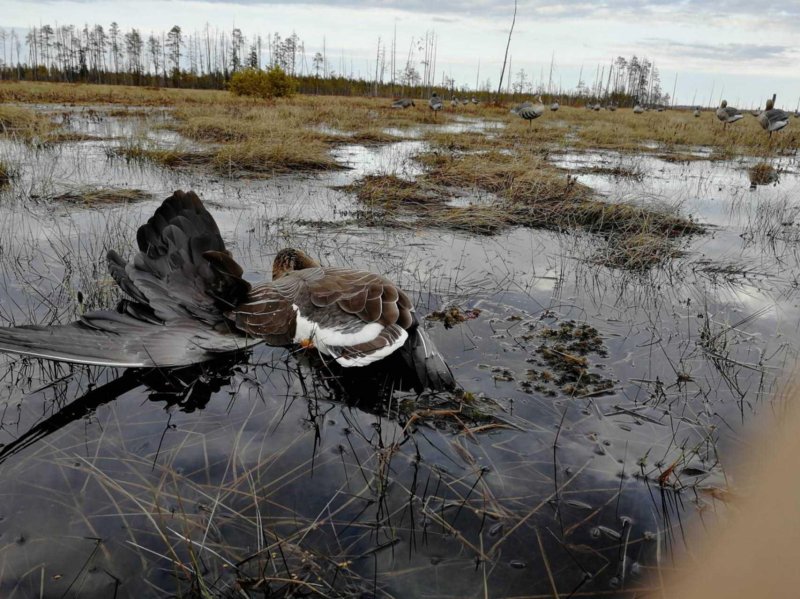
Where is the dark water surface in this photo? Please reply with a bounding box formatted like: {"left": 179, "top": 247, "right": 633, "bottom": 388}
{"left": 0, "top": 106, "right": 798, "bottom": 597}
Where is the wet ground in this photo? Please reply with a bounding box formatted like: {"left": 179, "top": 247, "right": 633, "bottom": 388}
{"left": 0, "top": 105, "right": 799, "bottom": 597}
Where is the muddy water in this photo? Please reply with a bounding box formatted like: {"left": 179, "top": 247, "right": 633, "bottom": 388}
{"left": 0, "top": 107, "right": 798, "bottom": 597}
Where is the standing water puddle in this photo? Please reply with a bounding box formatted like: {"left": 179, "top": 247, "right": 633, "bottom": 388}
{"left": 0, "top": 110, "right": 798, "bottom": 597}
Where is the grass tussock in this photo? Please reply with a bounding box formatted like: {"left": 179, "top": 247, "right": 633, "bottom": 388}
{"left": 0, "top": 105, "right": 52, "bottom": 138}
{"left": 110, "top": 143, "right": 213, "bottom": 167}
{"left": 50, "top": 186, "right": 152, "bottom": 206}
{"left": 212, "top": 138, "right": 343, "bottom": 174}
{"left": 0, "top": 161, "right": 15, "bottom": 186}
{"left": 349, "top": 147, "right": 702, "bottom": 267}
{"left": 748, "top": 162, "right": 778, "bottom": 186}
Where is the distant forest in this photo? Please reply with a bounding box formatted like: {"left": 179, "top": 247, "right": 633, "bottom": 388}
{"left": 0, "top": 24, "right": 670, "bottom": 105}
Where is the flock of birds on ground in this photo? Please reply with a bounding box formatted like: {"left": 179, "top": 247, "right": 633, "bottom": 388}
{"left": 391, "top": 92, "right": 795, "bottom": 136}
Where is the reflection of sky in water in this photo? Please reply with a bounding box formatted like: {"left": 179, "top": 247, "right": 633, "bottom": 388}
{"left": 0, "top": 109, "right": 798, "bottom": 597}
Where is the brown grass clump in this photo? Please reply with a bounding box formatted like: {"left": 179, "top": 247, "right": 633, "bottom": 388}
{"left": 748, "top": 162, "right": 778, "bottom": 186}
{"left": 49, "top": 186, "right": 152, "bottom": 206}
{"left": 346, "top": 174, "right": 442, "bottom": 207}
{"left": 110, "top": 144, "right": 212, "bottom": 167}
{"left": 417, "top": 150, "right": 591, "bottom": 204}
{"left": 0, "top": 105, "right": 52, "bottom": 138}
{"left": 0, "top": 161, "right": 15, "bottom": 186}
{"left": 599, "top": 232, "right": 682, "bottom": 270}
{"left": 348, "top": 146, "right": 702, "bottom": 267}
{"left": 212, "top": 138, "right": 342, "bottom": 174}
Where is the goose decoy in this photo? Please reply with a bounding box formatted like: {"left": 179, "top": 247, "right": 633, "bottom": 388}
{"left": 757, "top": 99, "right": 790, "bottom": 137}
{"left": 517, "top": 97, "right": 545, "bottom": 126}
{"left": 716, "top": 100, "right": 744, "bottom": 128}
{"left": 429, "top": 92, "right": 443, "bottom": 118}
{"left": 0, "top": 191, "right": 456, "bottom": 391}
{"left": 550, "top": 102, "right": 560, "bottom": 112}
{"left": 460, "top": 98, "right": 469, "bottom": 106}
{"left": 391, "top": 98, "right": 415, "bottom": 109}
{"left": 593, "top": 104, "right": 601, "bottom": 111}
{"left": 633, "top": 104, "right": 644, "bottom": 114}
{"left": 510, "top": 100, "right": 533, "bottom": 115}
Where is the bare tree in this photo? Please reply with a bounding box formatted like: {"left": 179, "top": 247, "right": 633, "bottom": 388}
{"left": 497, "top": 0, "right": 517, "bottom": 97}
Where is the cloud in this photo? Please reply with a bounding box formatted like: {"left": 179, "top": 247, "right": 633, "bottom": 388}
{"left": 642, "top": 39, "right": 793, "bottom": 63}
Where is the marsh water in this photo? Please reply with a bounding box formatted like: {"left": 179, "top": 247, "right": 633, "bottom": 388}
{"left": 0, "top": 106, "right": 799, "bottom": 597}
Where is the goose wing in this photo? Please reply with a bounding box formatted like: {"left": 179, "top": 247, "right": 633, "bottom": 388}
{"left": 229, "top": 267, "right": 416, "bottom": 367}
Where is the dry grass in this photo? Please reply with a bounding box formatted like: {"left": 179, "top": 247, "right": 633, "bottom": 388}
{"left": 48, "top": 186, "right": 152, "bottom": 206}
{"left": 0, "top": 105, "right": 53, "bottom": 138}
{"left": 348, "top": 146, "right": 701, "bottom": 267}
{"left": 0, "top": 161, "right": 14, "bottom": 186}
{"left": 748, "top": 162, "right": 778, "bottom": 186}
{"left": 110, "top": 143, "right": 213, "bottom": 167}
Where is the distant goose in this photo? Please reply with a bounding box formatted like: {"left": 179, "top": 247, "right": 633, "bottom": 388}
{"left": 460, "top": 98, "right": 469, "bottom": 106}
{"left": 716, "top": 100, "right": 744, "bottom": 128}
{"left": 607, "top": 104, "right": 617, "bottom": 112}
{"left": 757, "top": 99, "right": 790, "bottom": 137}
{"left": 0, "top": 191, "right": 455, "bottom": 391}
{"left": 429, "top": 92, "right": 443, "bottom": 117}
{"left": 391, "top": 98, "right": 415, "bottom": 109}
{"left": 656, "top": 107, "right": 665, "bottom": 112}
{"left": 451, "top": 98, "right": 459, "bottom": 107}
{"left": 593, "top": 104, "right": 601, "bottom": 111}
{"left": 693, "top": 108, "right": 701, "bottom": 117}
{"left": 517, "top": 97, "right": 545, "bottom": 126}
{"left": 550, "top": 102, "right": 560, "bottom": 112}
{"left": 471, "top": 97, "right": 479, "bottom": 105}
{"left": 749, "top": 109, "right": 761, "bottom": 117}
{"left": 633, "top": 104, "right": 644, "bottom": 114}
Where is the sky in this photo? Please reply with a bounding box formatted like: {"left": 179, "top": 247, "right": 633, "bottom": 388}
{"left": 4, "top": 0, "right": 800, "bottom": 108}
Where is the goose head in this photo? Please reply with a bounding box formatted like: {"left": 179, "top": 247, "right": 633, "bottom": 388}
{"left": 272, "top": 248, "right": 320, "bottom": 280}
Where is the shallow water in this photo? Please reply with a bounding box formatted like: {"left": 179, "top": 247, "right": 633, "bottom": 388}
{"left": 0, "top": 109, "right": 798, "bottom": 597}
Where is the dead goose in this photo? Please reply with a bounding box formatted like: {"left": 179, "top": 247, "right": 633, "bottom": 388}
{"left": 716, "top": 100, "right": 744, "bottom": 128}
{"left": 757, "top": 98, "right": 790, "bottom": 137}
{"left": 391, "top": 98, "right": 415, "bottom": 109}
{"left": 0, "top": 191, "right": 456, "bottom": 391}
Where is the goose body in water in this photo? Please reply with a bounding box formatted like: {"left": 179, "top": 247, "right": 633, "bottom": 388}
{"left": 0, "top": 191, "right": 455, "bottom": 391}
{"left": 716, "top": 100, "right": 744, "bottom": 128}
{"left": 757, "top": 99, "right": 790, "bottom": 136}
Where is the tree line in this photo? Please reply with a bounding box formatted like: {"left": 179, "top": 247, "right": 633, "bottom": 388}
{"left": 0, "top": 23, "right": 655, "bottom": 105}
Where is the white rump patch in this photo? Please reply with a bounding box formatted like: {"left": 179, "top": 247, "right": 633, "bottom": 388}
{"left": 293, "top": 304, "right": 385, "bottom": 355}
{"left": 335, "top": 327, "right": 408, "bottom": 367}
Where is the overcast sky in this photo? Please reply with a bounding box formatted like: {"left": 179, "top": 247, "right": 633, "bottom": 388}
{"left": 4, "top": 0, "right": 799, "bottom": 108}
